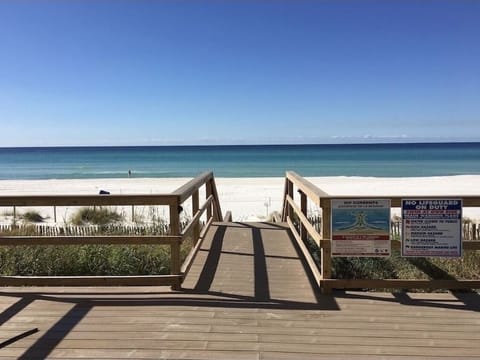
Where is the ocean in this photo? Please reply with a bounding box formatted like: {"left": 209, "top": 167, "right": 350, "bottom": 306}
{"left": 0, "top": 143, "right": 479, "bottom": 180}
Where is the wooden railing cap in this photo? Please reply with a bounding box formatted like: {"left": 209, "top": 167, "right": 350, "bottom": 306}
{"left": 172, "top": 171, "right": 214, "bottom": 202}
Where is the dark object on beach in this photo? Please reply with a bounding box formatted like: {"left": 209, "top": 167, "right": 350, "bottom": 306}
{"left": 99, "top": 190, "right": 110, "bottom": 195}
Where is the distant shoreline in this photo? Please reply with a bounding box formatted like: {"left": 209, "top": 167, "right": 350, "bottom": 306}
{"left": 1, "top": 141, "right": 480, "bottom": 150}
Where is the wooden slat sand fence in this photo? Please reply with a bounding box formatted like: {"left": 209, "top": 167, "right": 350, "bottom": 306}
{"left": 0, "top": 223, "right": 172, "bottom": 236}
{"left": 282, "top": 171, "right": 480, "bottom": 293}
{"left": 0, "top": 171, "right": 222, "bottom": 289}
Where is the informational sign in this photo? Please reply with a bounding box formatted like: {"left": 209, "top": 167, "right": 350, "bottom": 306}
{"left": 402, "top": 199, "right": 462, "bottom": 257}
{"left": 331, "top": 199, "right": 391, "bottom": 257}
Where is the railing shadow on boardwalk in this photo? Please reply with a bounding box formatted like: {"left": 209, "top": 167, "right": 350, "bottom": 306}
{"left": 2, "top": 286, "right": 480, "bottom": 358}
{"left": 333, "top": 290, "right": 480, "bottom": 312}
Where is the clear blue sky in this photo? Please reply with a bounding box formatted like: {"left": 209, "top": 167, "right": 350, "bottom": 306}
{"left": 1, "top": 1, "right": 479, "bottom": 146}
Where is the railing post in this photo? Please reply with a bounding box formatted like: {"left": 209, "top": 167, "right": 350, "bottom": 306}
{"left": 287, "top": 180, "right": 294, "bottom": 219}
{"left": 281, "top": 178, "right": 288, "bottom": 221}
{"left": 321, "top": 199, "right": 332, "bottom": 294}
{"left": 300, "top": 190, "right": 307, "bottom": 241}
{"left": 210, "top": 177, "right": 223, "bottom": 221}
{"left": 206, "top": 180, "right": 213, "bottom": 220}
{"left": 169, "top": 200, "right": 181, "bottom": 290}
{"left": 192, "top": 189, "right": 200, "bottom": 242}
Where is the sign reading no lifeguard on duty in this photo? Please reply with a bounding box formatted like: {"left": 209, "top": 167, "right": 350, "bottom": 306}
{"left": 402, "top": 199, "right": 462, "bottom": 257}
{"left": 331, "top": 199, "right": 391, "bottom": 257}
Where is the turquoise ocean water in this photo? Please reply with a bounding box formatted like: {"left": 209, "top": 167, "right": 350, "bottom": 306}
{"left": 0, "top": 143, "right": 479, "bottom": 180}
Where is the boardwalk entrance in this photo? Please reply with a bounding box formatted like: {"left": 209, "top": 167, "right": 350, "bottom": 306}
{"left": 182, "top": 222, "right": 321, "bottom": 306}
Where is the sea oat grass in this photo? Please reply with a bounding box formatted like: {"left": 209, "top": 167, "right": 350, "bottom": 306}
{"left": 0, "top": 245, "right": 172, "bottom": 276}
{"left": 71, "top": 207, "right": 123, "bottom": 226}
{"left": 21, "top": 211, "right": 45, "bottom": 223}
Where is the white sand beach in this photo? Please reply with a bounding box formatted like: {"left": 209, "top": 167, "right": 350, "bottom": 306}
{"left": 0, "top": 175, "right": 479, "bottom": 223}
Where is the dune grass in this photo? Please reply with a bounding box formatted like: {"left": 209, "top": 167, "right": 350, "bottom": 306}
{"left": 71, "top": 207, "right": 123, "bottom": 226}
{"left": 0, "top": 245, "right": 171, "bottom": 276}
{"left": 0, "top": 225, "right": 193, "bottom": 276}
{"left": 0, "top": 205, "right": 193, "bottom": 276}
{"left": 21, "top": 211, "right": 45, "bottom": 223}
{"left": 332, "top": 250, "right": 480, "bottom": 281}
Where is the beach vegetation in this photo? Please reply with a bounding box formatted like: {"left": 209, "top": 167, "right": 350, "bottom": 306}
{"left": 331, "top": 250, "right": 480, "bottom": 287}
{"left": 0, "top": 244, "right": 171, "bottom": 276}
{"left": 0, "top": 220, "right": 194, "bottom": 276}
{"left": 2, "top": 209, "right": 15, "bottom": 217}
{"left": 71, "top": 207, "right": 123, "bottom": 226}
{"left": 21, "top": 210, "right": 45, "bottom": 223}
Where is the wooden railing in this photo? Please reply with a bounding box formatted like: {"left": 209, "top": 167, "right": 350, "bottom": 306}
{"left": 0, "top": 171, "right": 222, "bottom": 289}
{"left": 282, "top": 171, "right": 480, "bottom": 293}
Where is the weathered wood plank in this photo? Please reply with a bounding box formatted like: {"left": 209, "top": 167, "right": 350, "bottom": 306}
{"left": 0, "top": 194, "right": 179, "bottom": 207}
{"left": 323, "top": 279, "right": 480, "bottom": 290}
{"left": 0, "top": 275, "right": 181, "bottom": 287}
{"left": 0, "top": 235, "right": 181, "bottom": 246}
{"left": 173, "top": 171, "right": 213, "bottom": 203}
{"left": 286, "top": 171, "right": 330, "bottom": 206}
{"left": 0, "top": 349, "right": 260, "bottom": 360}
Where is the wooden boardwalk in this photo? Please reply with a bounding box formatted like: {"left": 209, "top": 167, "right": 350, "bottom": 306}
{"left": 1, "top": 222, "right": 480, "bottom": 359}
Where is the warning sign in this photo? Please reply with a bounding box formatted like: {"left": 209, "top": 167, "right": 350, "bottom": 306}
{"left": 331, "top": 199, "right": 391, "bottom": 257}
{"left": 402, "top": 199, "right": 462, "bottom": 257}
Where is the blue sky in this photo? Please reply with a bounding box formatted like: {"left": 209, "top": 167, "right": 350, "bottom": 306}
{"left": 0, "top": 1, "right": 479, "bottom": 146}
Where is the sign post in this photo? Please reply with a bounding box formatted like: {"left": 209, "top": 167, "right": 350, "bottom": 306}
{"left": 331, "top": 199, "right": 391, "bottom": 257}
{"left": 402, "top": 199, "right": 462, "bottom": 257}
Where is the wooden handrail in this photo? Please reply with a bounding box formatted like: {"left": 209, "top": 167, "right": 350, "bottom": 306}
{"left": 180, "top": 217, "right": 214, "bottom": 276}
{"left": 285, "top": 171, "right": 480, "bottom": 207}
{"left": 282, "top": 171, "right": 480, "bottom": 293}
{"left": 286, "top": 171, "right": 330, "bottom": 206}
{"left": 0, "top": 194, "right": 179, "bottom": 207}
{"left": 181, "top": 195, "right": 213, "bottom": 237}
{"left": 0, "top": 235, "right": 181, "bottom": 246}
{"left": 173, "top": 171, "right": 214, "bottom": 202}
{"left": 285, "top": 195, "right": 322, "bottom": 246}
{"left": 0, "top": 275, "right": 182, "bottom": 287}
{"left": 287, "top": 217, "right": 322, "bottom": 285}
{"left": 0, "top": 171, "right": 225, "bottom": 289}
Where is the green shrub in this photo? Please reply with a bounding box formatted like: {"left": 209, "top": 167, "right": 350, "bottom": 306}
{"left": 21, "top": 211, "right": 44, "bottom": 223}
{"left": 331, "top": 249, "right": 480, "bottom": 283}
{"left": 71, "top": 207, "right": 123, "bottom": 225}
{"left": 0, "top": 211, "right": 192, "bottom": 277}
{"left": 0, "top": 245, "right": 171, "bottom": 276}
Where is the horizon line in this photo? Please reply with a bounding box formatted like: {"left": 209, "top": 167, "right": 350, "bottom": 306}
{"left": 1, "top": 140, "right": 480, "bottom": 150}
